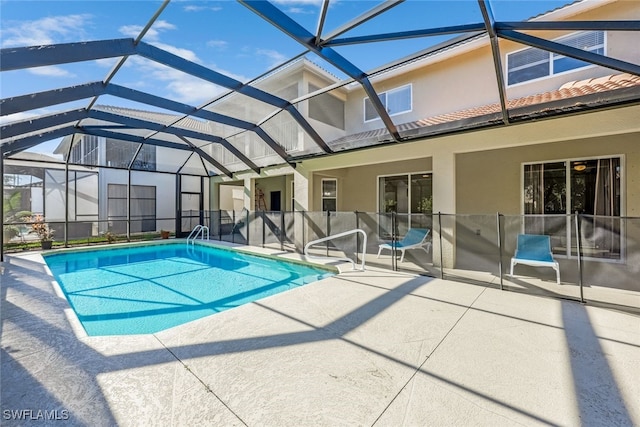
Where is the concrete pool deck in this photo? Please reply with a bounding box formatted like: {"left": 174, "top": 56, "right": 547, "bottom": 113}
{"left": 1, "top": 245, "right": 639, "bottom": 426}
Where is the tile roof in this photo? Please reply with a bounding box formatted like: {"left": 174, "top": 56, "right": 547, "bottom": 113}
{"left": 416, "top": 73, "right": 640, "bottom": 126}
{"left": 327, "top": 73, "right": 640, "bottom": 151}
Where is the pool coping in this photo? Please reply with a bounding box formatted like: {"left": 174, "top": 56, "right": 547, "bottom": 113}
{"left": 40, "top": 238, "right": 340, "bottom": 274}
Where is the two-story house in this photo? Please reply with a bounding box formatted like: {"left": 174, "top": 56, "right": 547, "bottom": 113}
{"left": 54, "top": 121, "right": 184, "bottom": 235}
{"left": 27, "top": 0, "right": 637, "bottom": 287}
{"left": 208, "top": 0, "right": 639, "bottom": 286}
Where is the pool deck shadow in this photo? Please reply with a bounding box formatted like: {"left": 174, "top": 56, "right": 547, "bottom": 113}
{"left": 1, "top": 248, "right": 639, "bottom": 426}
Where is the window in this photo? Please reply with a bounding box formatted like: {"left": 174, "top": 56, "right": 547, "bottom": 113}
{"left": 523, "top": 157, "right": 621, "bottom": 259}
{"left": 291, "top": 180, "right": 295, "bottom": 211}
{"left": 108, "top": 184, "right": 157, "bottom": 233}
{"left": 106, "top": 139, "right": 156, "bottom": 170}
{"left": 70, "top": 142, "right": 82, "bottom": 163}
{"left": 321, "top": 179, "right": 337, "bottom": 212}
{"left": 84, "top": 136, "right": 99, "bottom": 166}
{"left": 507, "top": 31, "right": 605, "bottom": 85}
{"left": 364, "top": 84, "right": 412, "bottom": 122}
{"left": 378, "top": 173, "right": 432, "bottom": 234}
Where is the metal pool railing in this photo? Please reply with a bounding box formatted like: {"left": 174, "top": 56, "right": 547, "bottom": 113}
{"left": 304, "top": 228, "right": 367, "bottom": 271}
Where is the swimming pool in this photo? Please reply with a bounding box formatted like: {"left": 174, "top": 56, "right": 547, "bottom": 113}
{"left": 44, "top": 243, "right": 335, "bottom": 336}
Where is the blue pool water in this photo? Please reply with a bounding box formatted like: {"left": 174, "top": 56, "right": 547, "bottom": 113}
{"left": 44, "top": 243, "right": 335, "bottom": 336}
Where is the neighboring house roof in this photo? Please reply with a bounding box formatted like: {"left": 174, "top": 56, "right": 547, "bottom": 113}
{"left": 6, "top": 151, "right": 63, "bottom": 163}
{"left": 325, "top": 73, "right": 640, "bottom": 152}
{"left": 54, "top": 104, "right": 213, "bottom": 154}
{"left": 93, "top": 104, "right": 212, "bottom": 134}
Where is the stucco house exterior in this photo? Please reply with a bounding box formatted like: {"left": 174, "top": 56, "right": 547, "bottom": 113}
{"left": 206, "top": 0, "right": 639, "bottom": 287}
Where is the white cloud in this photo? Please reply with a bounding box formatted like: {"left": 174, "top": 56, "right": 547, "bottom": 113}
{"left": 124, "top": 56, "right": 248, "bottom": 104}
{"left": 119, "top": 24, "right": 144, "bottom": 39}
{"left": 28, "top": 66, "right": 76, "bottom": 78}
{"left": 286, "top": 7, "right": 313, "bottom": 14}
{"left": 119, "top": 20, "right": 176, "bottom": 41}
{"left": 1, "top": 14, "right": 92, "bottom": 47}
{"left": 184, "top": 5, "right": 222, "bottom": 12}
{"left": 153, "top": 42, "right": 200, "bottom": 63}
{"left": 206, "top": 40, "right": 228, "bottom": 50}
{"left": 154, "top": 20, "right": 177, "bottom": 31}
{"left": 272, "top": 0, "right": 323, "bottom": 5}
{"left": 158, "top": 63, "right": 251, "bottom": 104}
{"left": 256, "top": 49, "right": 288, "bottom": 69}
{"left": 272, "top": 0, "right": 324, "bottom": 13}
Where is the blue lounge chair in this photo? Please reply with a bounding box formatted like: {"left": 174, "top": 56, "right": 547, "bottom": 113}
{"left": 377, "top": 228, "right": 431, "bottom": 262}
{"left": 510, "top": 234, "right": 560, "bottom": 284}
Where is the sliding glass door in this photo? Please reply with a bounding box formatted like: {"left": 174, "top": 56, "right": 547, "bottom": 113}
{"left": 379, "top": 173, "right": 432, "bottom": 236}
{"left": 523, "top": 157, "right": 621, "bottom": 259}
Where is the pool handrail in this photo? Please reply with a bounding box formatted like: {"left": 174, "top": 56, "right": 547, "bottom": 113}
{"left": 304, "top": 229, "right": 367, "bottom": 271}
{"left": 187, "top": 224, "right": 209, "bottom": 245}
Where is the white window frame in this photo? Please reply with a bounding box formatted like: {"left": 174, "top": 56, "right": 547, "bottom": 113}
{"left": 520, "top": 154, "right": 625, "bottom": 263}
{"left": 364, "top": 84, "right": 412, "bottom": 123}
{"left": 321, "top": 178, "right": 337, "bottom": 213}
{"left": 506, "top": 31, "right": 606, "bottom": 87}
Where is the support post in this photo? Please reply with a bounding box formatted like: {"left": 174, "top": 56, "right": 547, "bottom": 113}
{"left": 438, "top": 212, "right": 444, "bottom": 280}
{"left": 199, "top": 176, "right": 205, "bottom": 227}
{"left": 575, "top": 212, "right": 585, "bottom": 303}
{"left": 262, "top": 211, "right": 266, "bottom": 248}
{"left": 326, "top": 212, "right": 330, "bottom": 257}
{"left": 232, "top": 210, "right": 236, "bottom": 244}
{"left": 246, "top": 209, "right": 250, "bottom": 245}
{"left": 64, "top": 137, "right": 75, "bottom": 247}
{"left": 280, "top": 210, "right": 284, "bottom": 251}
{"left": 175, "top": 174, "right": 181, "bottom": 237}
{"left": 392, "top": 212, "right": 397, "bottom": 271}
{"left": 496, "top": 212, "right": 504, "bottom": 290}
{"left": 65, "top": 162, "right": 69, "bottom": 247}
{"left": 127, "top": 169, "right": 131, "bottom": 242}
{"left": 355, "top": 211, "right": 360, "bottom": 265}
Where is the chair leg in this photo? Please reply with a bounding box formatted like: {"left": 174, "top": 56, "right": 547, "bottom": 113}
{"left": 554, "top": 265, "right": 561, "bottom": 285}
{"left": 510, "top": 260, "right": 516, "bottom": 276}
{"left": 399, "top": 249, "right": 405, "bottom": 263}
{"left": 377, "top": 247, "right": 383, "bottom": 258}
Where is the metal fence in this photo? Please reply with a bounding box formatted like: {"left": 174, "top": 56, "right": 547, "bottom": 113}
{"left": 3, "top": 209, "right": 638, "bottom": 312}
{"left": 201, "top": 210, "right": 639, "bottom": 313}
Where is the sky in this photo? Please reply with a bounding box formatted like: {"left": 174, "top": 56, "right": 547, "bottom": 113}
{"left": 0, "top": 0, "right": 574, "bottom": 155}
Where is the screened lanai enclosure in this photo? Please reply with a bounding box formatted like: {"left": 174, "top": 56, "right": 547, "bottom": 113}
{"left": 2, "top": 1, "right": 639, "bottom": 311}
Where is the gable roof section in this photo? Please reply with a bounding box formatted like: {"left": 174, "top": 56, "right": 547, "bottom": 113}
{"left": 324, "top": 73, "right": 640, "bottom": 153}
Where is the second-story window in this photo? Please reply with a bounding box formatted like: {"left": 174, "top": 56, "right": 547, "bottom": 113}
{"left": 507, "top": 31, "right": 605, "bottom": 86}
{"left": 84, "top": 135, "right": 99, "bottom": 166}
{"left": 364, "top": 84, "right": 412, "bottom": 122}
